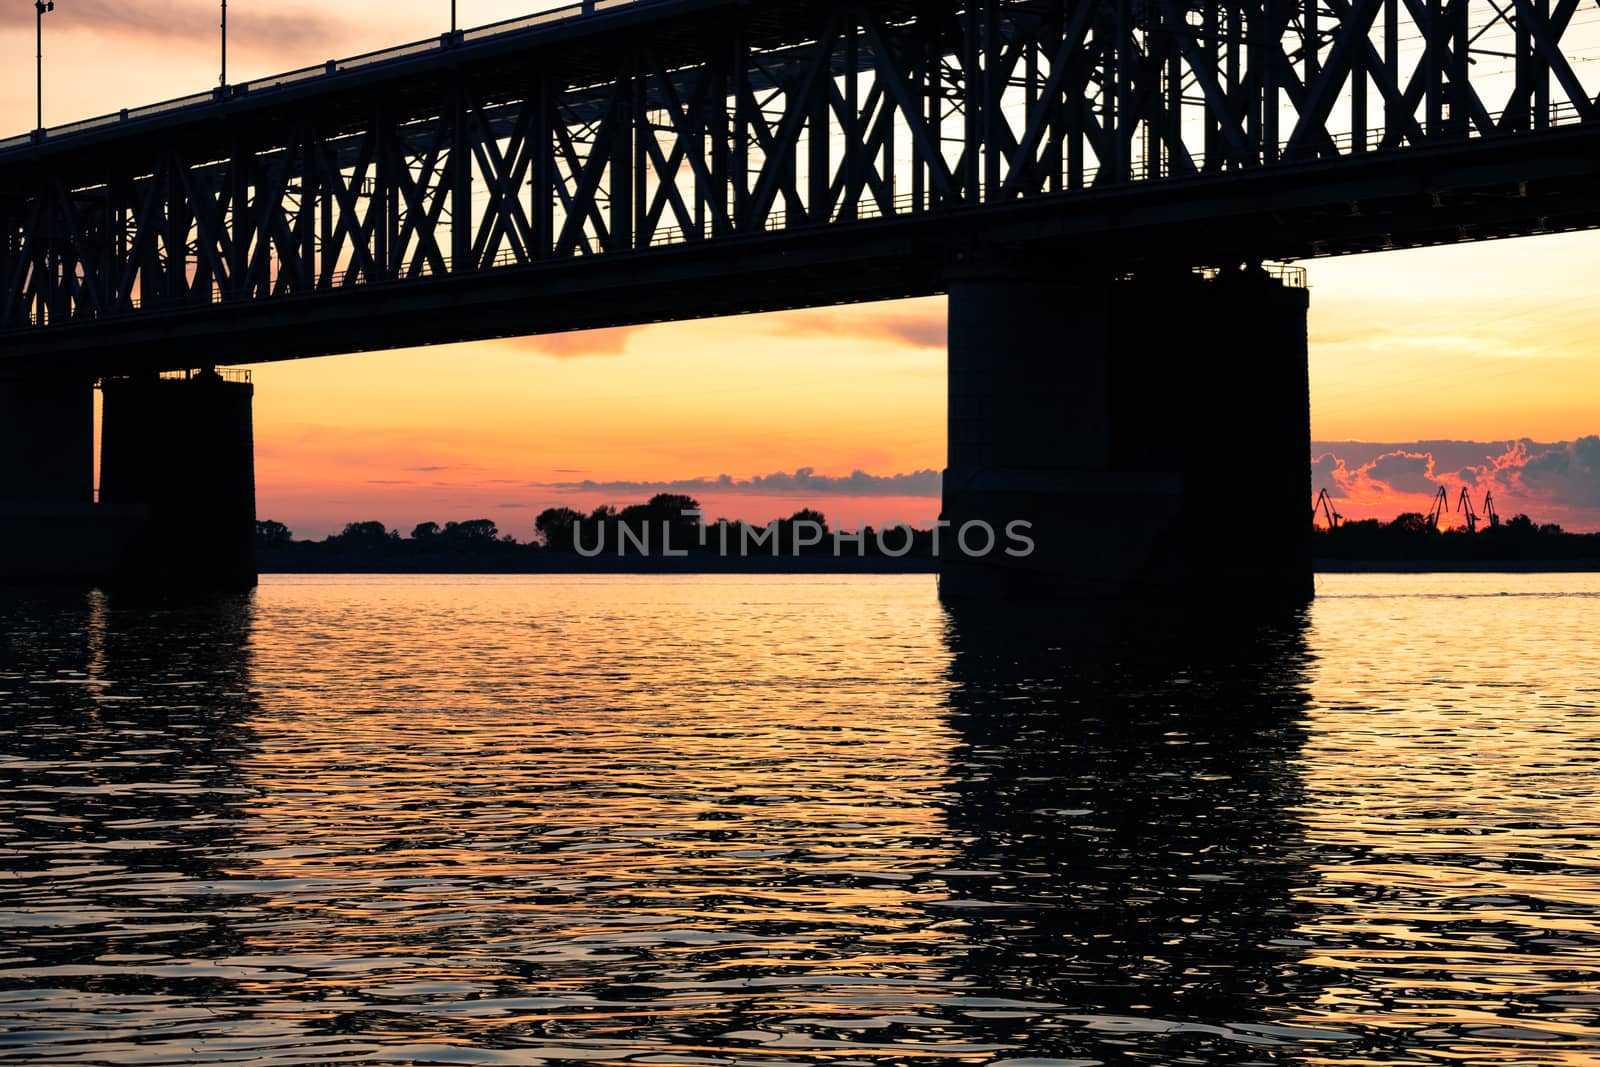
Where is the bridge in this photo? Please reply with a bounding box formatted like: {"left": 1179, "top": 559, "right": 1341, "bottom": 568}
{"left": 1, "top": 0, "right": 1597, "bottom": 594}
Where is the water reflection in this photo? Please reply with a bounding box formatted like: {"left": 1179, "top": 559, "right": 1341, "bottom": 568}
{"left": 937, "top": 603, "right": 1337, "bottom": 1062}
{"left": 3, "top": 576, "right": 1597, "bottom": 1065}
{"left": 0, "top": 590, "right": 263, "bottom": 1044}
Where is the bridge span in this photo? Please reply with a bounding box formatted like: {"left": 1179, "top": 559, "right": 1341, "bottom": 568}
{"left": 2, "top": 0, "right": 1598, "bottom": 595}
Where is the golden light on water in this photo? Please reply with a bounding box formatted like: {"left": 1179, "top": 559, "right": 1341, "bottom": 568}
{"left": 6, "top": 575, "right": 1597, "bottom": 1063}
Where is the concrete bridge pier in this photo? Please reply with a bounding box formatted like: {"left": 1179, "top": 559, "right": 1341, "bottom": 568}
{"left": 941, "top": 264, "right": 1312, "bottom": 601}
{"left": 0, "top": 375, "right": 111, "bottom": 582}
{"left": 100, "top": 370, "right": 258, "bottom": 591}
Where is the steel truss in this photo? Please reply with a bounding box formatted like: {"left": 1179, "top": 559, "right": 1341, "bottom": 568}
{"left": 2, "top": 0, "right": 1597, "bottom": 332}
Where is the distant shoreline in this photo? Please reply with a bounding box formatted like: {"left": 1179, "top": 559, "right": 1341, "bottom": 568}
{"left": 258, "top": 555, "right": 939, "bottom": 575}
{"left": 258, "top": 558, "right": 1600, "bottom": 576}
{"left": 1314, "top": 559, "right": 1600, "bottom": 573}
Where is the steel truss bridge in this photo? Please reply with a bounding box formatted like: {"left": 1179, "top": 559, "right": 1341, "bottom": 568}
{"left": 3, "top": 0, "right": 1599, "bottom": 372}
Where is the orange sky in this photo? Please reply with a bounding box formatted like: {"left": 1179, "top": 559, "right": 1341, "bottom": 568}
{"left": 6, "top": 2, "right": 1598, "bottom": 535}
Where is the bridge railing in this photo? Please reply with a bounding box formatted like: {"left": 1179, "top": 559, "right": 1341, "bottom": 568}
{"left": 155, "top": 368, "right": 253, "bottom": 384}
{"left": 1194, "top": 265, "right": 1309, "bottom": 288}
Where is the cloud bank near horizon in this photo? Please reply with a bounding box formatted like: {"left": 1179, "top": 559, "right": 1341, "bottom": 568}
{"left": 539, "top": 467, "right": 943, "bottom": 499}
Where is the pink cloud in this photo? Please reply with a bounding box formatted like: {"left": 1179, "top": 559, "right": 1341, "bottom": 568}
{"left": 57, "top": 0, "right": 349, "bottom": 52}
{"left": 505, "top": 327, "right": 639, "bottom": 358}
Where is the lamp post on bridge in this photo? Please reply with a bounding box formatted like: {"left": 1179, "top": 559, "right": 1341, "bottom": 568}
{"left": 221, "top": 0, "right": 227, "bottom": 87}
{"left": 34, "top": 0, "right": 54, "bottom": 133}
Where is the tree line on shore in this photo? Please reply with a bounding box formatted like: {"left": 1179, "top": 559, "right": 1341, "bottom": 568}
{"left": 257, "top": 495, "right": 1600, "bottom": 567}
{"left": 1314, "top": 511, "right": 1600, "bottom": 560}
{"left": 256, "top": 493, "right": 944, "bottom": 570}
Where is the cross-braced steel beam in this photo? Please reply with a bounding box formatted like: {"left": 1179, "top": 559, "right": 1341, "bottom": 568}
{"left": 1, "top": 0, "right": 1597, "bottom": 367}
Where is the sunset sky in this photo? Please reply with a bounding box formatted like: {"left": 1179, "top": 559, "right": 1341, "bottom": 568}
{"left": 5, "top": 1, "right": 1597, "bottom": 536}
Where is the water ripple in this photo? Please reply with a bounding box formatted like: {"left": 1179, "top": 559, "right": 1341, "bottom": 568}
{"left": 1, "top": 574, "right": 1597, "bottom": 1065}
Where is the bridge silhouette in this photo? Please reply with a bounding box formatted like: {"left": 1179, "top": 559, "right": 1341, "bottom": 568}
{"left": 1, "top": 0, "right": 1597, "bottom": 594}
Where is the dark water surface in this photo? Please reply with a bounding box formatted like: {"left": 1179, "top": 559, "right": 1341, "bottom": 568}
{"left": 1, "top": 575, "right": 1597, "bottom": 1066}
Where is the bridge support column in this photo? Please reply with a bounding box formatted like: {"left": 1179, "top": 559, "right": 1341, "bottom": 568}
{"left": 942, "top": 265, "right": 1311, "bottom": 601}
{"left": 0, "top": 376, "right": 111, "bottom": 582}
{"left": 100, "top": 371, "right": 258, "bottom": 590}
{"left": 0, "top": 376, "right": 94, "bottom": 506}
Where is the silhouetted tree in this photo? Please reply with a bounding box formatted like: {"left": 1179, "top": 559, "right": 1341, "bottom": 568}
{"left": 573, "top": 505, "right": 621, "bottom": 554}
{"left": 412, "top": 521, "right": 441, "bottom": 541}
{"left": 255, "top": 520, "right": 293, "bottom": 548}
{"left": 620, "top": 494, "right": 704, "bottom": 553}
{"left": 778, "top": 508, "right": 830, "bottom": 553}
{"left": 333, "top": 521, "right": 397, "bottom": 547}
{"left": 1387, "top": 512, "right": 1434, "bottom": 535}
{"left": 442, "top": 519, "right": 499, "bottom": 542}
{"left": 536, "top": 507, "right": 584, "bottom": 551}
{"left": 649, "top": 493, "right": 701, "bottom": 517}
{"left": 663, "top": 496, "right": 706, "bottom": 553}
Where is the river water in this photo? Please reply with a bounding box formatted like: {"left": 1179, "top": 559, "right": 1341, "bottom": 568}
{"left": 1, "top": 574, "right": 1597, "bottom": 1066}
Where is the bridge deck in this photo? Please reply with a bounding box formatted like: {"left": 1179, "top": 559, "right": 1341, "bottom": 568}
{"left": 2, "top": 0, "right": 1597, "bottom": 373}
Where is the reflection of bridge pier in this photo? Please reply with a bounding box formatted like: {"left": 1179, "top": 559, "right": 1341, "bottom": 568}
{"left": 937, "top": 602, "right": 1327, "bottom": 1061}
{"left": 0, "top": 589, "right": 265, "bottom": 1052}
{"left": 943, "top": 260, "right": 1312, "bottom": 600}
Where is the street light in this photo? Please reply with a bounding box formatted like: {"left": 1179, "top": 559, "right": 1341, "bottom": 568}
{"left": 221, "top": 0, "right": 227, "bottom": 87}
{"left": 34, "top": 0, "right": 54, "bottom": 133}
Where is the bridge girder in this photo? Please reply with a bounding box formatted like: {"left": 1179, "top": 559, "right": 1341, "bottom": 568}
{"left": 1, "top": 0, "right": 1597, "bottom": 369}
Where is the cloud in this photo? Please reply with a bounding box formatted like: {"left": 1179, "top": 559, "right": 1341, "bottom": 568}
{"left": 1365, "top": 451, "right": 1441, "bottom": 497}
{"left": 507, "top": 327, "right": 639, "bottom": 358}
{"left": 765, "top": 306, "right": 945, "bottom": 350}
{"left": 497, "top": 305, "right": 945, "bottom": 360}
{"left": 540, "top": 467, "right": 942, "bottom": 499}
{"left": 59, "top": 0, "right": 350, "bottom": 53}
{"left": 1511, "top": 436, "right": 1600, "bottom": 509}
{"left": 1311, "top": 452, "right": 1351, "bottom": 498}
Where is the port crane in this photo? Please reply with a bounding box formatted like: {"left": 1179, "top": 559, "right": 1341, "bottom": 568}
{"left": 1426, "top": 486, "right": 1450, "bottom": 529}
{"left": 1313, "top": 488, "right": 1343, "bottom": 530}
{"left": 1457, "top": 487, "right": 1480, "bottom": 533}
{"left": 1483, "top": 491, "right": 1501, "bottom": 528}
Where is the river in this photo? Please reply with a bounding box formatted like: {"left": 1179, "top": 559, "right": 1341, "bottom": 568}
{"left": 1, "top": 574, "right": 1597, "bottom": 1065}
